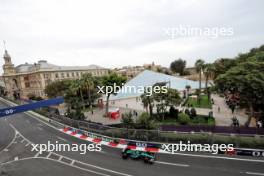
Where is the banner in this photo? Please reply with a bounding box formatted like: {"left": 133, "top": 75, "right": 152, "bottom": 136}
{"left": 0, "top": 97, "right": 64, "bottom": 118}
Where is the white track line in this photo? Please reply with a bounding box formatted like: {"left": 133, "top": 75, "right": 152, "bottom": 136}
{"left": 34, "top": 152, "right": 41, "bottom": 158}
{"left": 46, "top": 152, "right": 52, "bottom": 158}
{"left": 1, "top": 157, "right": 111, "bottom": 176}
{"left": 0, "top": 124, "right": 17, "bottom": 155}
{"left": 169, "top": 152, "right": 264, "bottom": 163}
{"left": 246, "top": 172, "right": 264, "bottom": 175}
{"left": 155, "top": 161, "right": 189, "bottom": 167}
{"left": 7, "top": 123, "right": 133, "bottom": 176}
{"left": 57, "top": 136, "right": 68, "bottom": 142}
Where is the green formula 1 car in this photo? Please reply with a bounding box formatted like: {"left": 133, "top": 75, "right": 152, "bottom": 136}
{"left": 121, "top": 148, "right": 156, "bottom": 164}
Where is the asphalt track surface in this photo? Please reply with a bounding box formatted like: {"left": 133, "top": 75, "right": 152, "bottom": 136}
{"left": 0, "top": 100, "right": 264, "bottom": 176}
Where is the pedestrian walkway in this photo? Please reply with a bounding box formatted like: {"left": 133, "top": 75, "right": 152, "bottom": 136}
{"left": 211, "top": 94, "right": 248, "bottom": 127}
{"left": 84, "top": 107, "right": 141, "bottom": 125}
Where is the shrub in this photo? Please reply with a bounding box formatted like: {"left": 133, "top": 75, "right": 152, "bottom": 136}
{"left": 121, "top": 112, "right": 134, "bottom": 129}
{"left": 185, "top": 109, "right": 191, "bottom": 116}
{"left": 208, "top": 117, "right": 215, "bottom": 126}
{"left": 67, "top": 109, "right": 85, "bottom": 120}
{"left": 34, "top": 96, "right": 43, "bottom": 101}
{"left": 190, "top": 108, "right": 197, "bottom": 118}
{"left": 27, "top": 93, "right": 36, "bottom": 100}
{"left": 136, "top": 112, "right": 156, "bottom": 130}
{"left": 192, "top": 116, "right": 207, "bottom": 124}
{"left": 178, "top": 113, "right": 191, "bottom": 125}
{"left": 169, "top": 106, "right": 179, "bottom": 119}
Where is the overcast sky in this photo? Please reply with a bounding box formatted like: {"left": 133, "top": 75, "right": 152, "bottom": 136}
{"left": 0, "top": 0, "right": 263, "bottom": 72}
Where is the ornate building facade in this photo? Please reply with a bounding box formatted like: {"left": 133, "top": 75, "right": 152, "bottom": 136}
{"left": 2, "top": 50, "right": 109, "bottom": 99}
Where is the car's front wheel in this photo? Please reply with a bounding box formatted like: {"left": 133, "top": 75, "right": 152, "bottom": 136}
{"left": 148, "top": 158, "right": 154, "bottom": 164}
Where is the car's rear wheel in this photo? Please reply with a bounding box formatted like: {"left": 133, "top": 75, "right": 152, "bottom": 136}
{"left": 144, "top": 157, "right": 149, "bottom": 163}
{"left": 122, "top": 153, "right": 128, "bottom": 159}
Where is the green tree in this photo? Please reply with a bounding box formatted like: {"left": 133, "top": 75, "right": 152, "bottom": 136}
{"left": 101, "top": 73, "right": 127, "bottom": 116}
{"left": 44, "top": 80, "right": 72, "bottom": 98}
{"left": 63, "top": 80, "right": 82, "bottom": 111}
{"left": 81, "top": 73, "right": 95, "bottom": 110}
{"left": 142, "top": 85, "right": 181, "bottom": 120}
{"left": 141, "top": 87, "right": 155, "bottom": 117}
{"left": 195, "top": 59, "right": 205, "bottom": 91}
{"left": 203, "top": 63, "right": 215, "bottom": 99}
{"left": 213, "top": 58, "right": 236, "bottom": 79}
{"left": 166, "top": 88, "right": 182, "bottom": 106}
{"left": 170, "top": 59, "right": 186, "bottom": 76}
{"left": 215, "top": 61, "right": 264, "bottom": 126}
{"left": 195, "top": 59, "right": 205, "bottom": 104}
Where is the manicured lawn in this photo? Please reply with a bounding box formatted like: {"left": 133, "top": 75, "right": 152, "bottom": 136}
{"left": 187, "top": 95, "right": 212, "bottom": 109}
{"left": 156, "top": 115, "right": 215, "bottom": 126}
{"left": 156, "top": 118, "right": 180, "bottom": 125}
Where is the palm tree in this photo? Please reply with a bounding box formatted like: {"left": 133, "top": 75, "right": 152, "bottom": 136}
{"left": 203, "top": 63, "right": 215, "bottom": 90}
{"left": 195, "top": 59, "right": 205, "bottom": 105}
{"left": 101, "top": 73, "right": 126, "bottom": 116}
{"left": 195, "top": 59, "right": 205, "bottom": 92}
{"left": 203, "top": 63, "right": 215, "bottom": 100}
{"left": 81, "top": 73, "right": 95, "bottom": 111}
{"left": 140, "top": 88, "right": 154, "bottom": 117}
{"left": 185, "top": 85, "right": 191, "bottom": 95}
{"left": 70, "top": 79, "right": 85, "bottom": 110}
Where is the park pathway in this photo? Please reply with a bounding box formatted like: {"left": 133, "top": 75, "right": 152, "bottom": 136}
{"left": 211, "top": 94, "right": 249, "bottom": 127}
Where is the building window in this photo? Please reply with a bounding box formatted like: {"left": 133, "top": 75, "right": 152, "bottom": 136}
{"left": 71, "top": 72, "right": 74, "bottom": 77}
{"left": 55, "top": 73, "right": 59, "bottom": 78}
{"left": 61, "top": 73, "right": 64, "bottom": 78}
{"left": 24, "top": 76, "right": 29, "bottom": 81}
{"left": 66, "top": 73, "right": 69, "bottom": 77}
{"left": 25, "top": 82, "right": 30, "bottom": 88}
{"left": 44, "top": 73, "right": 50, "bottom": 78}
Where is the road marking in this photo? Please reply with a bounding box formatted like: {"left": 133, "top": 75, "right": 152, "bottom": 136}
{"left": 46, "top": 152, "right": 52, "bottom": 158}
{"left": 70, "top": 160, "right": 75, "bottom": 165}
{"left": 7, "top": 124, "right": 133, "bottom": 176}
{"left": 246, "top": 172, "right": 264, "bottom": 176}
{"left": 20, "top": 139, "right": 25, "bottom": 143}
{"left": 58, "top": 156, "right": 63, "bottom": 161}
{"left": 57, "top": 136, "right": 68, "bottom": 142}
{"left": 155, "top": 161, "right": 189, "bottom": 167}
{"left": 37, "top": 127, "right": 43, "bottom": 131}
{"left": 34, "top": 152, "right": 40, "bottom": 158}
{"left": 0, "top": 125, "right": 16, "bottom": 155}
{"left": 1, "top": 157, "right": 112, "bottom": 176}
{"left": 14, "top": 157, "right": 18, "bottom": 161}
{"left": 169, "top": 152, "right": 264, "bottom": 163}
